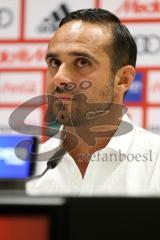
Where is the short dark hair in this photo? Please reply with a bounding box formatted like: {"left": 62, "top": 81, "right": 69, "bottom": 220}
{"left": 59, "top": 8, "right": 137, "bottom": 74}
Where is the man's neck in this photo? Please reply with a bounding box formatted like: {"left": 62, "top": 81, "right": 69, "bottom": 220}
{"left": 62, "top": 124, "right": 119, "bottom": 178}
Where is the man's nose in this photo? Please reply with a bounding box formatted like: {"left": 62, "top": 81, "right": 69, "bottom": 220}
{"left": 53, "top": 64, "right": 73, "bottom": 87}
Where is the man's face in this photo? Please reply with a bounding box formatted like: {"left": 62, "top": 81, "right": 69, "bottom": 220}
{"left": 46, "top": 20, "right": 115, "bottom": 126}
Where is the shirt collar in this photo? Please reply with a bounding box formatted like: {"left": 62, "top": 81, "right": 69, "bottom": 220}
{"left": 43, "top": 114, "right": 134, "bottom": 157}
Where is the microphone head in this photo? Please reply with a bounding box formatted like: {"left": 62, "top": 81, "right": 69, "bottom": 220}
{"left": 47, "top": 159, "right": 59, "bottom": 169}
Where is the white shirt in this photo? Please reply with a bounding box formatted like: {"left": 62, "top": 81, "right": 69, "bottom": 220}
{"left": 26, "top": 115, "right": 160, "bottom": 196}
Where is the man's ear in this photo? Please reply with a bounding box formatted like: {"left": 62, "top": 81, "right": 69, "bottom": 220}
{"left": 114, "top": 65, "right": 136, "bottom": 93}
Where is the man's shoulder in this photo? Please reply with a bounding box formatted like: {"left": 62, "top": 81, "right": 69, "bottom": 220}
{"left": 132, "top": 124, "right": 160, "bottom": 152}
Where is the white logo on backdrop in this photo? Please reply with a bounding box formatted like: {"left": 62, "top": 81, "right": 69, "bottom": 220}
{"left": 0, "top": 7, "right": 14, "bottom": 28}
{"left": 0, "top": 148, "right": 26, "bottom": 166}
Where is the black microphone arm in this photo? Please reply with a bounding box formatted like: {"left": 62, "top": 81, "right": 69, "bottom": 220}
{"left": 27, "top": 148, "right": 66, "bottom": 180}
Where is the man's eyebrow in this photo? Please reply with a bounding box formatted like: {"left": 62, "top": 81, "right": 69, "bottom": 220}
{"left": 45, "top": 53, "right": 58, "bottom": 61}
{"left": 45, "top": 51, "right": 99, "bottom": 64}
{"left": 68, "top": 51, "right": 98, "bottom": 63}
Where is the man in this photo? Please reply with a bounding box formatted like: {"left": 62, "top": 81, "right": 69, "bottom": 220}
{"left": 26, "top": 8, "right": 160, "bottom": 196}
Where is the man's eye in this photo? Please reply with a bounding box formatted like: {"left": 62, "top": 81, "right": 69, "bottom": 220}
{"left": 49, "top": 58, "right": 61, "bottom": 68}
{"left": 76, "top": 58, "right": 90, "bottom": 67}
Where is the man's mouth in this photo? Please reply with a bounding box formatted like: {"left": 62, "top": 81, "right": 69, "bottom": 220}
{"left": 54, "top": 94, "right": 74, "bottom": 101}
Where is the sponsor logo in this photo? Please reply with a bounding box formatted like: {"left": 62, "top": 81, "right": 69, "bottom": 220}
{"left": 0, "top": 48, "right": 45, "bottom": 63}
{"left": 0, "top": 7, "right": 13, "bottom": 28}
{"left": 0, "top": 72, "right": 43, "bottom": 104}
{"left": 0, "top": 148, "right": 26, "bottom": 166}
{"left": 0, "top": 44, "right": 47, "bottom": 68}
{"left": 116, "top": 0, "right": 160, "bottom": 14}
{"left": 124, "top": 72, "right": 143, "bottom": 102}
{"left": 134, "top": 34, "right": 160, "bottom": 55}
{"left": 0, "top": 81, "right": 37, "bottom": 94}
{"left": 37, "top": 3, "right": 70, "bottom": 33}
{"left": 152, "top": 81, "right": 160, "bottom": 92}
{"left": 147, "top": 72, "right": 160, "bottom": 103}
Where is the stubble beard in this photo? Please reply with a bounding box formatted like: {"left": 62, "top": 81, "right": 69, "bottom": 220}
{"left": 51, "top": 96, "right": 88, "bottom": 127}
{"left": 48, "top": 85, "right": 115, "bottom": 128}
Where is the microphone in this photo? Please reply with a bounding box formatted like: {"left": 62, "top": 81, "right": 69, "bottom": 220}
{"left": 26, "top": 148, "right": 66, "bottom": 180}
{"left": 47, "top": 148, "right": 66, "bottom": 169}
